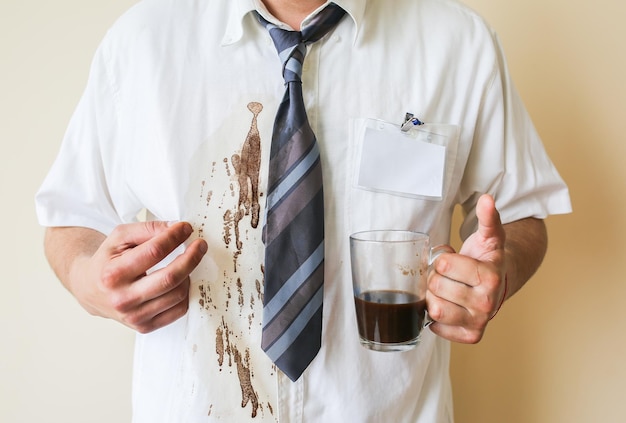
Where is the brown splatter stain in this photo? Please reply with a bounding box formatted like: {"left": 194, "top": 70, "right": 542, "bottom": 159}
{"left": 200, "top": 180, "right": 206, "bottom": 198}
{"left": 399, "top": 265, "right": 417, "bottom": 276}
{"left": 216, "top": 317, "right": 238, "bottom": 372}
{"left": 255, "top": 279, "right": 263, "bottom": 303}
{"left": 200, "top": 102, "right": 275, "bottom": 420}
{"left": 198, "top": 284, "right": 214, "bottom": 310}
{"left": 223, "top": 210, "right": 233, "bottom": 246}
{"left": 237, "top": 278, "right": 245, "bottom": 310}
{"left": 224, "top": 102, "right": 264, "bottom": 272}
{"left": 231, "top": 102, "right": 263, "bottom": 230}
{"left": 249, "top": 291, "right": 256, "bottom": 330}
{"left": 199, "top": 284, "right": 206, "bottom": 309}
{"left": 233, "top": 347, "right": 260, "bottom": 418}
{"left": 216, "top": 326, "right": 225, "bottom": 368}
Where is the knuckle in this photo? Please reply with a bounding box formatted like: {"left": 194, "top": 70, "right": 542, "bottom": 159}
{"left": 100, "top": 264, "right": 123, "bottom": 289}
{"left": 462, "top": 328, "right": 484, "bottom": 344}
{"left": 134, "top": 323, "right": 154, "bottom": 334}
{"left": 159, "top": 270, "right": 180, "bottom": 291}
{"left": 427, "top": 272, "right": 442, "bottom": 295}
{"left": 109, "top": 224, "right": 126, "bottom": 239}
{"left": 427, "top": 303, "right": 443, "bottom": 322}
{"left": 172, "top": 301, "right": 189, "bottom": 318}
{"left": 146, "top": 241, "right": 169, "bottom": 263}
{"left": 173, "top": 301, "right": 190, "bottom": 321}
{"left": 467, "top": 332, "right": 483, "bottom": 344}
{"left": 110, "top": 292, "right": 133, "bottom": 313}
{"left": 173, "top": 283, "right": 190, "bottom": 304}
{"left": 475, "top": 293, "right": 493, "bottom": 314}
{"left": 122, "top": 310, "right": 147, "bottom": 330}
{"left": 434, "top": 256, "right": 452, "bottom": 274}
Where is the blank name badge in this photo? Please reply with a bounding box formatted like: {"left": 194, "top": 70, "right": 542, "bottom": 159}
{"left": 356, "top": 119, "right": 447, "bottom": 200}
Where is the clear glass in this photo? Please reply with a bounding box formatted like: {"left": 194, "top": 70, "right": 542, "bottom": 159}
{"left": 349, "top": 230, "right": 439, "bottom": 352}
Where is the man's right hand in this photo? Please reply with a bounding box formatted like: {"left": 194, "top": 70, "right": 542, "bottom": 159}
{"left": 44, "top": 221, "right": 208, "bottom": 333}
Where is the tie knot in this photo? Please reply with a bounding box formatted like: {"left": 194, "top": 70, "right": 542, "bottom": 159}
{"left": 255, "top": 3, "right": 346, "bottom": 83}
{"left": 273, "top": 31, "right": 307, "bottom": 83}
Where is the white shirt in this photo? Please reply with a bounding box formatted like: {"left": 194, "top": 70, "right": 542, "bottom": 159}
{"left": 36, "top": 0, "right": 571, "bottom": 421}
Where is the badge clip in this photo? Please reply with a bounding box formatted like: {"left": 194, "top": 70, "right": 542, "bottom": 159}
{"left": 401, "top": 112, "right": 424, "bottom": 132}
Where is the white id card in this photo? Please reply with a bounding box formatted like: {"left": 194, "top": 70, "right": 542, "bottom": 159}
{"left": 355, "top": 119, "right": 453, "bottom": 200}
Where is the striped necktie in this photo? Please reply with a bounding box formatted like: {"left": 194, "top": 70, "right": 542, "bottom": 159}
{"left": 255, "top": 4, "right": 346, "bottom": 382}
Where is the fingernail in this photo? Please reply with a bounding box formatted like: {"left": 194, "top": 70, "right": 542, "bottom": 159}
{"left": 182, "top": 222, "right": 193, "bottom": 235}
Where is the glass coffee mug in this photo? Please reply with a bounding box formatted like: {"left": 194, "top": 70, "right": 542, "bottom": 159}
{"left": 349, "top": 230, "right": 448, "bottom": 352}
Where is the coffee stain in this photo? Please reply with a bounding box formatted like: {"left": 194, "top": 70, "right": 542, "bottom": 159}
{"left": 237, "top": 278, "right": 245, "bottom": 311}
{"left": 223, "top": 210, "right": 233, "bottom": 246}
{"left": 215, "top": 316, "right": 263, "bottom": 418}
{"left": 232, "top": 102, "right": 263, "bottom": 230}
{"left": 224, "top": 157, "right": 231, "bottom": 177}
{"left": 234, "top": 347, "right": 260, "bottom": 418}
{"left": 398, "top": 265, "right": 417, "bottom": 276}
{"left": 221, "top": 316, "right": 233, "bottom": 368}
{"left": 196, "top": 102, "right": 276, "bottom": 420}
{"left": 224, "top": 102, "right": 264, "bottom": 272}
{"left": 216, "top": 326, "right": 225, "bottom": 368}
{"left": 198, "top": 284, "right": 215, "bottom": 310}
{"left": 255, "top": 278, "right": 263, "bottom": 303}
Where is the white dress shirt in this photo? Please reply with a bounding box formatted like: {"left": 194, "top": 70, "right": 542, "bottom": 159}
{"left": 36, "top": 0, "right": 571, "bottom": 421}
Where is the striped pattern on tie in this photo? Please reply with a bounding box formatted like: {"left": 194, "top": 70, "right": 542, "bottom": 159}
{"left": 255, "top": 4, "right": 346, "bottom": 382}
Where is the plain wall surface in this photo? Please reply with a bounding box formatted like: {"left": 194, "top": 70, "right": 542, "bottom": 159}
{"left": 1, "top": 0, "right": 624, "bottom": 422}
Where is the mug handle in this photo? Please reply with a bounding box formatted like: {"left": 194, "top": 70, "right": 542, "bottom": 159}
{"left": 424, "top": 244, "right": 456, "bottom": 327}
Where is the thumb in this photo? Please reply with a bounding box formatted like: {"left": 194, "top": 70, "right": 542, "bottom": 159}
{"left": 459, "top": 194, "right": 505, "bottom": 258}
{"left": 476, "top": 194, "right": 505, "bottom": 248}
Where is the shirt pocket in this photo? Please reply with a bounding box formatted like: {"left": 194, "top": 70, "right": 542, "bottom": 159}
{"left": 345, "top": 118, "right": 461, "bottom": 237}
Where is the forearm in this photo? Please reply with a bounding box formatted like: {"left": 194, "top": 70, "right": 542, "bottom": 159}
{"left": 44, "top": 226, "right": 106, "bottom": 296}
{"left": 502, "top": 217, "right": 548, "bottom": 300}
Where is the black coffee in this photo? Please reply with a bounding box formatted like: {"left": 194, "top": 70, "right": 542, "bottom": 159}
{"left": 354, "top": 290, "right": 425, "bottom": 344}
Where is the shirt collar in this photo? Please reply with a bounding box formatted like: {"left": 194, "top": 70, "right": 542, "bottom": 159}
{"left": 221, "top": 0, "right": 365, "bottom": 46}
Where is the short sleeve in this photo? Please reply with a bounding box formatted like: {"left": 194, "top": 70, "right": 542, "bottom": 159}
{"left": 458, "top": 32, "right": 571, "bottom": 240}
{"left": 35, "top": 37, "right": 124, "bottom": 235}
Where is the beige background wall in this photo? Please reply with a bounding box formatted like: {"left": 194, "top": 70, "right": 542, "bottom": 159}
{"left": 1, "top": 0, "right": 624, "bottom": 422}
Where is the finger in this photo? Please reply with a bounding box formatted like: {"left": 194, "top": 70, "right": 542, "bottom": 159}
{"left": 430, "top": 257, "right": 502, "bottom": 317}
{"left": 426, "top": 288, "right": 488, "bottom": 344}
{"left": 475, "top": 194, "right": 505, "bottom": 249}
{"left": 121, "top": 277, "right": 191, "bottom": 333}
{"left": 432, "top": 251, "right": 499, "bottom": 289}
{"left": 428, "top": 320, "right": 485, "bottom": 344}
{"left": 111, "top": 237, "right": 206, "bottom": 331}
{"left": 107, "top": 221, "right": 180, "bottom": 251}
{"left": 145, "top": 300, "right": 190, "bottom": 333}
{"left": 128, "top": 238, "right": 208, "bottom": 304}
{"left": 109, "top": 221, "right": 195, "bottom": 281}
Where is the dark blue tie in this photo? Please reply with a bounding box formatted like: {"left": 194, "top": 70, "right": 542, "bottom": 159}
{"left": 255, "top": 4, "right": 346, "bottom": 382}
